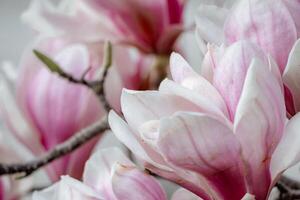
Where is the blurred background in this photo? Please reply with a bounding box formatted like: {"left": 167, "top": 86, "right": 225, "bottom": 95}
{"left": 0, "top": 0, "right": 32, "bottom": 62}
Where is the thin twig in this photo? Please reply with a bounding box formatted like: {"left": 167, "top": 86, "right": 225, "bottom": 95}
{"left": 94, "top": 41, "right": 112, "bottom": 112}
{"left": 276, "top": 176, "right": 300, "bottom": 199}
{"left": 0, "top": 42, "right": 113, "bottom": 177}
{"left": 0, "top": 117, "right": 108, "bottom": 177}
{"left": 34, "top": 41, "right": 113, "bottom": 112}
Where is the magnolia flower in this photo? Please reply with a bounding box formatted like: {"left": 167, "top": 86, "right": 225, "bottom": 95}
{"left": 196, "top": 0, "right": 300, "bottom": 116}
{"left": 22, "top": 0, "right": 185, "bottom": 55}
{"left": 109, "top": 40, "right": 300, "bottom": 199}
{"left": 32, "top": 147, "right": 167, "bottom": 200}
{"left": 196, "top": 0, "right": 300, "bottom": 72}
{"left": 0, "top": 36, "right": 143, "bottom": 182}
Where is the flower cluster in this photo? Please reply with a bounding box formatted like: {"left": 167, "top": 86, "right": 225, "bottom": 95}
{"left": 1, "top": 0, "right": 300, "bottom": 200}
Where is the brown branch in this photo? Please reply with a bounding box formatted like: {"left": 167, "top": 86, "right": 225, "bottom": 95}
{"left": 0, "top": 117, "right": 109, "bottom": 178}
{"left": 92, "top": 41, "right": 112, "bottom": 112}
{"left": 34, "top": 41, "right": 113, "bottom": 112}
{"left": 276, "top": 175, "right": 300, "bottom": 199}
{"left": 58, "top": 42, "right": 113, "bottom": 112}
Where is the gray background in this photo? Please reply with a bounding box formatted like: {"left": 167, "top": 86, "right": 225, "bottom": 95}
{"left": 0, "top": 0, "right": 32, "bottom": 63}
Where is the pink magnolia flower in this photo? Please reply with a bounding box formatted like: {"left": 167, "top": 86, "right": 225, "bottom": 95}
{"left": 196, "top": 0, "right": 300, "bottom": 116}
{"left": 32, "top": 147, "right": 167, "bottom": 200}
{"left": 0, "top": 37, "right": 143, "bottom": 182}
{"left": 196, "top": 0, "right": 300, "bottom": 72}
{"left": 109, "top": 41, "right": 300, "bottom": 200}
{"left": 22, "top": 0, "right": 185, "bottom": 55}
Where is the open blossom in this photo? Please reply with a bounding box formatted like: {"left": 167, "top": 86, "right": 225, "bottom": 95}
{"left": 0, "top": 36, "right": 143, "bottom": 182}
{"left": 22, "top": 0, "right": 185, "bottom": 55}
{"left": 32, "top": 147, "right": 167, "bottom": 200}
{"left": 196, "top": 0, "right": 300, "bottom": 72}
{"left": 109, "top": 40, "right": 300, "bottom": 200}
{"left": 196, "top": 0, "right": 300, "bottom": 116}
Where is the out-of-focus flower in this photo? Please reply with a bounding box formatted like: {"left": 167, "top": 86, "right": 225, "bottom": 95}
{"left": 32, "top": 147, "right": 167, "bottom": 200}
{"left": 0, "top": 36, "right": 144, "bottom": 182}
{"left": 22, "top": 0, "right": 185, "bottom": 55}
{"left": 109, "top": 40, "right": 300, "bottom": 199}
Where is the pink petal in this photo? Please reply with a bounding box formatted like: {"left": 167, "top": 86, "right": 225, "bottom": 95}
{"left": 84, "top": 0, "right": 169, "bottom": 53}
{"left": 224, "top": 0, "right": 297, "bottom": 72}
{"left": 22, "top": 0, "right": 115, "bottom": 42}
{"left": 282, "top": 0, "right": 300, "bottom": 37}
{"left": 83, "top": 148, "right": 134, "bottom": 199}
{"left": 159, "top": 79, "right": 228, "bottom": 119}
{"left": 108, "top": 111, "right": 171, "bottom": 171}
{"left": 200, "top": 44, "right": 225, "bottom": 83}
{"left": 169, "top": 53, "right": 228, "bottom": 117}
{"left": 283, "top": 39, "right": 300, "bottom": 113}
{"left": 170, "top": 52, "right": 199, "bottom": 83}
{"left": 171, "top": 188, "right": 203, "bottom": 200}
{"left": 121, "top": 89, "right": 201, "bottom": 131}
{"left": 0, "top": 68, "right": 44, "bottom": 156}
{"left": 241, "top": 194, "right": 256, "bottom": 200}
{"left": 167, "top": 0, "right": 184, "bottom": 24}
{"left": 213, "top": 41, "right": 267, "bottom": 120}
{"left": 32, "top": 176, "right": 101, "bottom": 200}
{"left": 270, "top": 113, "right": 300, "bottom": 183}
{"left": 158, "top": 112, "right": 246, "bottom": 200}
{"left": 19, "top": 44, "right": 103, "bottom": 179}
{"left": 111, "top": 164, "right": 167, "bottom": 200}
{"left": 234, "top": 59, "right": 285, "bottom": 199}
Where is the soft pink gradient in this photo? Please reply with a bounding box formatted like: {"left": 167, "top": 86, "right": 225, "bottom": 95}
{"left": 22, "top": 0, "right": 185, "bottom": 55}
{"left": 32, "top": 148, "right": 167, "bottom": 200}
{"left": 108, "top": 41, "right": 300, "bottom": 199}
{"left": 196, "top": 0, "right": 300, "bottom": 117}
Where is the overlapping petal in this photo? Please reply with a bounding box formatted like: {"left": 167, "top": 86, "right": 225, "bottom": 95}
{"left": 234, "top": 59, "right": 285, "bottom": 199}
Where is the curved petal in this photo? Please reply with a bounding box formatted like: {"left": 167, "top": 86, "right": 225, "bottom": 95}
{"left": 33, "top": 176, "right": 102, "bottom": 200}
{"left": 159, "top": 79, "right": 228, "bottom": 119}
{"left": 282, "top": 0, "right": 300, "bottom": 37}
{"left": 169, "top": 52, "right": 199, "bottom": 84}
{"left": 83, "top": 148, "right": 133, "bottom": 199}
{"left": 200, "top": 44, "right": 225, "bottom": 83}
{"left": 20, "top": 44, "right": 103, "bottom": 179}
{"left": 22, "top": 0, "right": 114, "bottom": 42}
{"left": 270, "top": 113, "right": 300, "bottom": 182}
{"left": 234, "top": 59, "right": 286, "bottom": 199}
{"left": 121, "top": 89, "right": 201, "bottom": 131}
{"left": 283, "top": 39, "right": 300, "bottom": 113}
{"left": 224, "top": 0, "right": 297, "bottom": 71}
{"left": 213, "top": 41, "right": 267, "bottom": 120}
{"left": 0, "top": 67, "right": 43, "bottom": 156}
{"left": 158, "top": 112, "right": 246, "bottom": 200}
{"left": 108, "top": 111, "right": 172, "bottom": 171}
{"left": 84, "top": 0, "right": 168, "bottom": 52}
{"left": 169, "top": 53, "right": 228, "bottom": 117}
{"left": 111, "top": 164, "right": 167, "bottom": 200}
{"left": 241, "top": 193, "right": 256, "bottom": 200}
{"left": 171, "top": 188, "right": 203, "bottom": 200}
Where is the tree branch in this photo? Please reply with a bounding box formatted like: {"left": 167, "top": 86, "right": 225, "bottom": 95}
{"left": 276, "top": 175, "right": 300, "bottom": 199}
{"left": 0, "top": 117, "right": 109, "bottom": 178}
{"left": 33, "top": 41, "right": 113, "bottom": 112}
{"left": 0, "top": 42, "right": 114, "bottom": 178}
